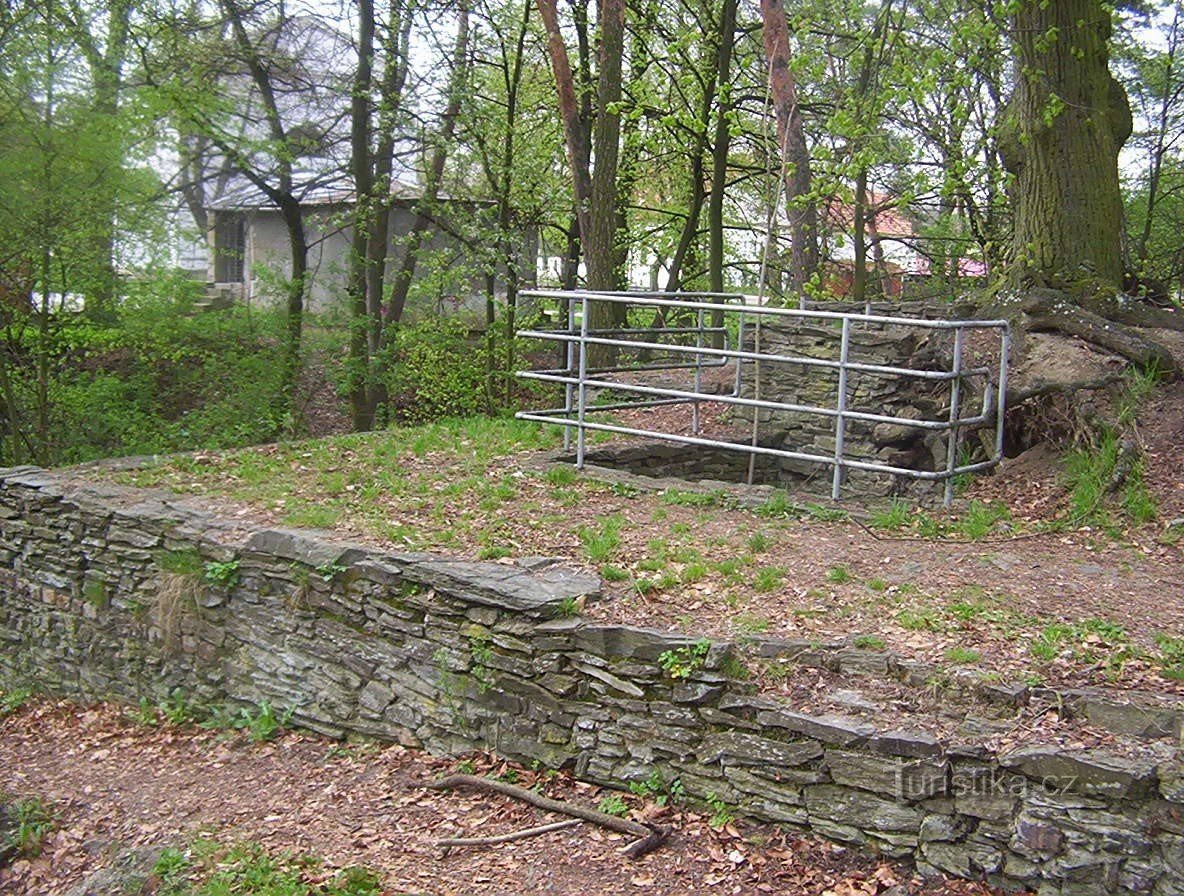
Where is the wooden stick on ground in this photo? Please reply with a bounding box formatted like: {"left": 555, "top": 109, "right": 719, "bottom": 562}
{"left": 425, "top": 774, "right": 670, "bottom": 859}
{"left": 437, "top": 819, "right": 582, "bottom": 855}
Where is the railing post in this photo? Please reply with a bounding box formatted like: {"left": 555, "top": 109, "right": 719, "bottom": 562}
{"left": 693, "top": 304, "right": 705, "bottom": 435}
{"left": 943, "top": 326, "right": 965, "bottom": 507}
{"left": 995, "top": 326, "right": 1010, "bottom": 462}
{"left": 563, "top": 292, "right": 576, "bottom": 452}
{"left": 576, "top": 292, "right": 591, "bottom": 469}
{"left": 832, "top": 317, "right": 852, "bottom": 500}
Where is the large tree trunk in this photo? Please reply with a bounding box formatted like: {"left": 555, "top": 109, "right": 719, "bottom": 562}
{"left": 759, "top": 0, "right": 818, "bottom": 302}
{"left": 998, "top": 0, "right": 1132, "bottom": 296}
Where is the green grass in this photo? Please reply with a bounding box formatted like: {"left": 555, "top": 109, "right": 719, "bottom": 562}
{"left": 852, "top": 634, "right": 885, "bottom": 650}
{"left": 752, "top": 566, "right": 784, "bottom": 593}
{"left": 0, "top": 686, "right": 32, "bottom": 719}
{"left": 578, "top": 515, "right": 624, "bottom": 563}
{"left": 945, "top": 646, "right": 982, "bottom": 664}
{"left": 153, "top": 837, "right": 382, "bottom": 896}
{"left": 825, "top": 565, "right": 851, "bottom": 585}
{"left": 957, "top": 501, "right": 1011, "bottom": 540}
{"left": 747, "top": 531, "right": 771, "bottom": 553}
{"left": 869, "top": 499, "right": 912, "bottom": 530}
{"left": 896, "top": 608, "right": 943, "bottom": 632}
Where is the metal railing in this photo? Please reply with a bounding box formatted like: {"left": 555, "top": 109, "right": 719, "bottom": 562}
{"left": 516, "top": 290, "right": 1009, "bottom": 505}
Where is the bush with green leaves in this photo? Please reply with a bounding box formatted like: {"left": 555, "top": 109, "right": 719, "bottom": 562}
{"left": 0, "top": 280, "right": 292, "bottom": 466}
{"left": 384, "top": 317, "right": 490, "bottom": 423}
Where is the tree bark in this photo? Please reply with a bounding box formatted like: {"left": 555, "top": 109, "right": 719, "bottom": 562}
{"left": 759, "top": 0, "right": 818, "bottom": 301}
{"left": 998, "top": 0, "right": 1132, "bottom": 295}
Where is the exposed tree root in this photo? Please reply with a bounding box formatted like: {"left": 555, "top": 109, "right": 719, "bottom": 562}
{"left": 425, "top": 774, "right": 670, "bottom": 859}
{"left": 1005, "top": 370, "right": 1126, "bottom": 409}
{"left": 1021, "top": 289, "right": 1180, "bottom": 375}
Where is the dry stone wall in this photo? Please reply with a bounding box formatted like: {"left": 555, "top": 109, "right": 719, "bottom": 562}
{"left": 738, "top": 301, "right": 994, "bottom": 500}
{"left": 1, "top": 467, "right": 1182, "bottom": 895}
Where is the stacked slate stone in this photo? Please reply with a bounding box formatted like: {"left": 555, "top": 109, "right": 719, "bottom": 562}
{"left": 738, "top": 307, "right": 976, "bottom": 500}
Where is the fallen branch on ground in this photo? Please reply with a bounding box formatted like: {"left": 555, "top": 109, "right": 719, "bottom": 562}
{"left": 425, "top": 773, "right": 670, "bottom": 859}
{"left": 437, "top": 818, "right": 582, "bottom": 855}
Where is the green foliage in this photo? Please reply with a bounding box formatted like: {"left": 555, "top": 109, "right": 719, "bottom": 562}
{"left": 825, "top": 565, "right": 851, "bottom": 584}
{"left": 705, "top": 793, "right": 734, "bottom": 829}
{"left": 154, "top": 838, "right": 382, "bottom": 896}
{"left": 752, "top": 566, "right": 784, "bottom": 593}
{"left": 628, "top": 771, "right": 685, "bottom": 806}
{"left": 852, "top": 635, "right": 886, "bottom": 650}
{"left": 2, "top": 797, "right": 55, "bottom": 859}
{"left": 958, "top": 501, "right": 1011, "bottom": 540}
{"left": 0, "top": 289, "right": 292, "bottom": 467}
{"left": 658, "top": 638, "right": 711, "bottom": 679}
{"left": 597, "top": 794, "right": 629, "bottom": 817}
{"left": 1154, "top": 634, "right": 1184, "bottom": 680}
{"left": 385, "top": 318, "right": 489, "bottom": 424}
{"left": 1064, "top": 430, "right": 1157, "bottom": 528}
{"left": 579, "top": 515, "right": 624, "bottom": 563}
{"left": 202, "top": 701, "right": 295, "bottom": 743}
{"left": 203, "top": 560, "right": 240, "bottom": 589}
{"left": 945, "top": 646, "right": 982, "bottom": 664}
{"left": 0, "top": 687, "right": 32, "bottom": 719}
{"left": 896, "top": 608, "right": 942, "bottom": 632}
{"left": 869, "top": 499, "right": 913, "bottom": 531}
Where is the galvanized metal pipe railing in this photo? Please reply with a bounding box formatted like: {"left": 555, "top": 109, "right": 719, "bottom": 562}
{"left": 516, "top": 290, "right": 1010, "bottom": 504}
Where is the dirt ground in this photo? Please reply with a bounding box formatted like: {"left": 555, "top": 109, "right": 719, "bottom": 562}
{"left": 0, "top": 701, "right": 1009, "bottom": 896}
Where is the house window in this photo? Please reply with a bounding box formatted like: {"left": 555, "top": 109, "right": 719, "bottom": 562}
{"left": 214, "top": 214, "right": 245, "bottom": 283}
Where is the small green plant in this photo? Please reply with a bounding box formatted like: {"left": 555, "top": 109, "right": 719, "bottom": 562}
{"left": 800, "top": 502, "right": 849, "bottom": 522}
{"left": 578, "top": 515, "right": 623, "bottom": 563}
{"left": 658, "top": 638, "right": 711, "bottom": 679}
{"left": 0, "top": 687, "right": 32, "bottom": 719}
{"left": 852, "top": 634, "right": 885, "bottom": 650}
{"left": 597, "top": 794, "right": 629, "bottom": 817}
{"left": 468, "top": 635, "right": 496, "bottom": 692}
{"left": 545, "top": 466, "right": 578, "bottom": 487}
{"left": 477, "top": 544, "right": 512, "bottom": 560}
{"left": 747, "top": 531, "right": 770, "bottom": 553}
{"left": 896, "top": 608, "right": 942, "bottom": 632}
{"left": 203, "top": 559, "right": 240, "bottom": 588}
{"left": 958, "top": 501, "right": 1011, "bottom": 540}
{"left": 628, "top": 770, "right": 683, "bottom": 806}
{"left": 202, "top": 700, "right": 294, "bottom": 742}
{"left": 152, "top": 838, "right": 382, "bottom": 896}
{"left": 945, "top": 646, "right": 982, "bottom": 664}
{"left": 752, "top": 565, "right": 784, "bottom": 593}
{"left": 556, "top": 596, "right": 582, "bottom": 618}
{"left": 455, "top": 759, "right": 477, "bottom": 775}
{"left": 599, "top": 564, "right": 630, "bottom": 582}
{"left": 866, "top": 577, "right": 888, "bottom": 593}
{"left": 661, "top": 489, "right": 721, "bottom": 507}
{"left": 1154, "top": 633, "right": 1184, "bottom": 679}
{"left": 315, "top": 561, "right": 349, "bottom": 581}
{"left": 3, "top": 797, "right": 55, "bottom": 859}
{"left": 158, "top": 549, "right": 204, "bottom": 576}
{"left": 735, "top": 613, "right": 771, "bottom": 634}
{"left": 825, "top": 565, "right": 851, "bottom": 584}
{"left": 756, "top": 492, "right": 791, "bottom": 517}
{"left": 159, "top": 687, "right": 202, "bottom": 725}
{"left": 869, "top": 499, "right": 912, "bottom": 530}
{"left": 705, "top": 793, "right": 734, "bottom": 829}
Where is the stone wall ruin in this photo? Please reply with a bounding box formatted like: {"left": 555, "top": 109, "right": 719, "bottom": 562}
{"left": 1, "top": 467, "right": 1181, "bottom": 895}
